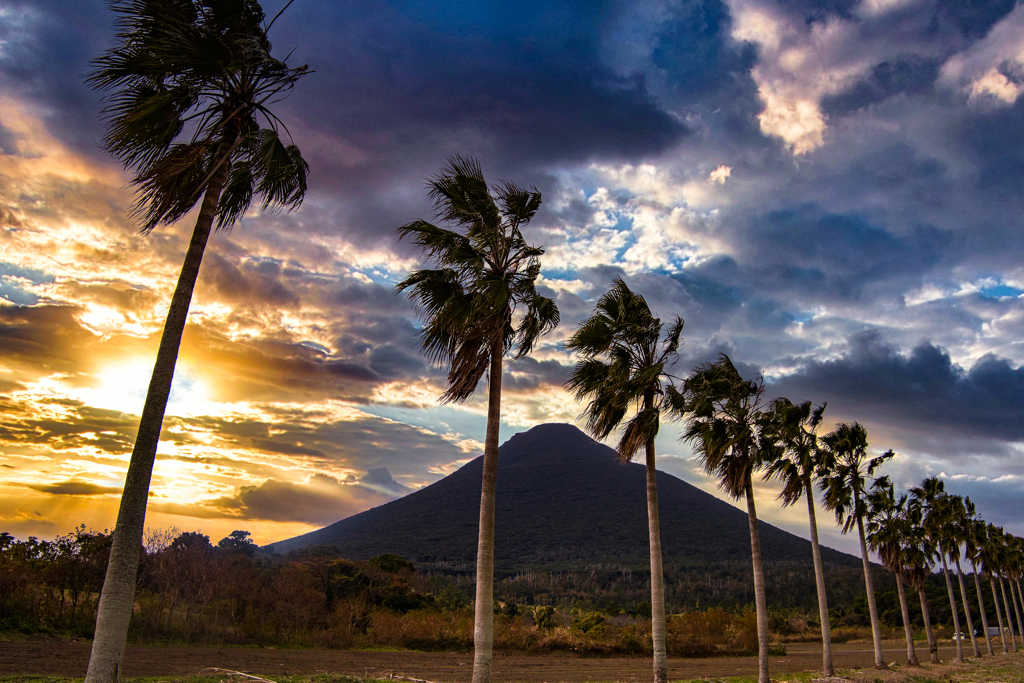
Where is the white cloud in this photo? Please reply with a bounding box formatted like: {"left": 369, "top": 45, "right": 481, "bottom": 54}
{"left": 708, "top": 165, "right": 732, "bottom": 184}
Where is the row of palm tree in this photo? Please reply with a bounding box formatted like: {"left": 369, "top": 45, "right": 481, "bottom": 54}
{"left": 560, "top": 280, "right": 892, "bottom": 683}
{"left": 867, "top": 475, "right": 1024, "bottom": 667}
{"left": 396, "top": 185, "right": 1024, "bottom": 683}
{"left": 561, "top": 280, "right": 1024, "bottom": 683}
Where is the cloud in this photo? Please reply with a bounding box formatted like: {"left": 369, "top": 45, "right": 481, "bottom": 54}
{"left": 770, "top": 329, "right": 1024, "bottom": 443}
{"left": 6, "top": 0, "right": 1024, "bottom": 547}
{"left": 359, "top": 467, "right": 408, "bottom": 494}
{"left": 940, "top": 3, "right": 1024, "bottom": 106}
{"left": 26, "top": 480, "right": 120, "bottom": 496}
{"left": 211, "top": 473, "right": 396, "bottom": 526}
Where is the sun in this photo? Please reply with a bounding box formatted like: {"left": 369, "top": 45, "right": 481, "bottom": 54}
{"left": 85, "top": 359, "right": 213, "bottom": 417}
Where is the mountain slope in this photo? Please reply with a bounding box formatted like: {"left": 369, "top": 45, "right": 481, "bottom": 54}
{"left": 270, "top": 423, "right": 859, "bottom": 569}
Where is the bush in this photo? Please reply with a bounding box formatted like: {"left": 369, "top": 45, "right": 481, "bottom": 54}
{"left": 667, "top": 608, "right": 731, "bottom": 657}
{"left": 435, "top": 586, "right": 467, "bottom": 612}
{"left": 572, "top": 611, "right": 607, "bottom": 634}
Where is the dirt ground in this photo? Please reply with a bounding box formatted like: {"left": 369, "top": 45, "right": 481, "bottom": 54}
{"left": 0, "top": 640, "right": 973, "bottom": 682}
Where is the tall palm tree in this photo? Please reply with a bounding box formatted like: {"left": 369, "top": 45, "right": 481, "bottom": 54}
{"left": 397, "top": 156, "right": 558, "bottom": 683}
{"left": 946, "top": 495, "right": 982, "bottom": 657}
{"left": 904, "top": 499, "right": 940, "bottom": 663}
{"left": 819, "top": 422, "right": 892, "bottom": 670}
{"left": 994, "top": 526, "right": 1019, "bottom": 652}
{"left": 763, "top": 399, "right": 835, "bottom": 676}
{"left": 682, "top": 355, "right": 774, "bottom": 683}
{"left": 962, "top": 501, "right": 993, "bottom": 655}
{"left": 911, "top": 477, "right": 965, "bottom": 663}
{"left": 86, "top": 3, "right": 308, "bottom": 681}
{"left": 1007, "top": 536, "right": 1024, "bottom": 649}
{"left": 979, "top": 523, "right": 1011, "bottom": 654}
{"left": 565, "top": 278, "right": 683, "bottom": 683}
{"left": 865, "top": 477, "right": 919, "bottom": 666}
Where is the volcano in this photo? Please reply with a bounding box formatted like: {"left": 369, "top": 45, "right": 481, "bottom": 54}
{"left": 270, "top": 423, "right": 859, "bottom": 569}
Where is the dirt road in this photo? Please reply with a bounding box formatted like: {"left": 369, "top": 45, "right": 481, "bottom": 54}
{"left": 0, "top": 640, "right": 969, "bottom": 682}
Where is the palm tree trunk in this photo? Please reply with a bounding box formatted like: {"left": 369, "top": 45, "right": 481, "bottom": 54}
{"left": 855, "top": 510, "right": 886, "bottom": 669}
{"left": 471, "top": 340, "right": 503, "bottom": 683}
{"left": 1009, "top": 577, "right": 1024, "bottom": 650}
{"left": 991, "top": 578, "right": 1008, "bottom": 653}
{"left": 920, "top": 587, "right": 939, "bottom": 664}
{"left": 804, "top": 477, "right": 833, "bottom": 676}
{"left": 895, "top": 572, "right": 919, "bottom": 665}
{"left": 939, "top": 547, "right": 964, "bottom": 662}
{"left": 745, "top": 475, "right": 770, "bottom": 683}
{"left": 644, "top": 432, "right": 668, "bottom": 683}
{"left": 85, "top": 158, "right": 228, "bottom": 683}
{"left": 971, "top": 561, "right": 993, "bottom": 655}
{"left": 953, "top": 554, "right": 980, "bottom": 657}
{"left": 999, "top": 576, "right": 1018, "bottom": 653}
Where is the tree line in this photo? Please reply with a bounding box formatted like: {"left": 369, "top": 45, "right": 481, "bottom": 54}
{"left": 74, "top": 2, "right": 1024, "bottom": 683}
{"left": 0, "top": 522, "right": 994, "bottom": 656}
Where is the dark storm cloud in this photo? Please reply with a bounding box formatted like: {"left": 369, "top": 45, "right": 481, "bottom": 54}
{"left": 502, "top": 357, "right": 573, "bottom": 393}
{"left": 744, "top": 207, "right": 952, "bottom": 301}
{"left": 0, "top": 1, "right": 111, "bottom": 160}
{"left": 770, "top": 329, "right": 1024, "bottom": 442}
{"left": 8, "top": 0, "right": 690, "bottom": 245}
{"left": 201, "top": 253, "right": 301, "bottom": 309}
{"left": 275, "top": 0, "right": 686, "bottom": 171}
{"left": 930, "top": 0, "right": 1018, "bottom": 40}
{"left": 822, "top": 57, "right": 941, "bottom": 116}
{"left": 956, "top": 100, "right": 1024, "bottom": 206}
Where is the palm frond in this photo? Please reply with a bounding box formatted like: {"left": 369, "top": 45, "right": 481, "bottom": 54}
{"left": 616, "top": 408, "right": 659, "bottom": 464}
{"left": 396, "top": 156, "right": 558, "bottom": 404}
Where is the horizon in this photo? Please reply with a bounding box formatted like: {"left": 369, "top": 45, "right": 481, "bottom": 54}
{"left": 1, "top": 0, "right": 1023, "bottom": 560}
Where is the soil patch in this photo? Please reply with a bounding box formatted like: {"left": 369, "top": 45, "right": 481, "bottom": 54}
{"left": 0, "top": 641, "right": 969, "bottom": 682}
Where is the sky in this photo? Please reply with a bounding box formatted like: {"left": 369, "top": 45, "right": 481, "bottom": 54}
{"left": 1, "top": 0, "right": 1023, "bottom": 557}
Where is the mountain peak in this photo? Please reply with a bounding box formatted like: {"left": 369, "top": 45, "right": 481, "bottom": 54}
{"left": 501, "top": 422, "right": 593, "bottom": 451}
{"left": 271, "top": 422, "right": 859, "bottom": 572}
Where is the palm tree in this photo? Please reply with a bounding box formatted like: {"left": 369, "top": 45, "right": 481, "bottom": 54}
{"left": 763, "top": 399, "right": 834, "bottom": 676}
{"left": 911, "top": 477, "right": 965, "bottom": 663}
{"left": 993, "top": 526, "right": 1019, "bottom": 652}
{"left": 979, "top": 523, "right": 1011, "bottom": 654}
{"left": 1007, "top": 536, "right": 1024, "bottom": 649}
{"left": 865, "top": 477, "right": 919, "bottom": 666}
{"left": 963, "top": 502, "right": 993, "bottom": 655}
{"left": 85, "top": 3, "right": 308, "bottom": 681}
{"left": 565, "top": 278, "right": 683, "bottom": 683}
{"left": 945, "top": 495, "right": 982, "bottom": 657}
{"left": 682, "top": 355, "right": 774, "bottom": 683}
{"left": 397, "top": 155, "right": 558, "bottom": 683}
{"left": 904, "top": 499, "right": 940, "bottom": 663}
{"left": 819, "top": 422, "right": 892, "bottom": 670}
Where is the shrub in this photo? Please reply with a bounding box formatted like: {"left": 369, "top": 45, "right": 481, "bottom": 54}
{"left": 572, "top": 611, "right": 607, "bottom": 633}
{"left": 667, "top": 608, "right": 731, "bottom": 657}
